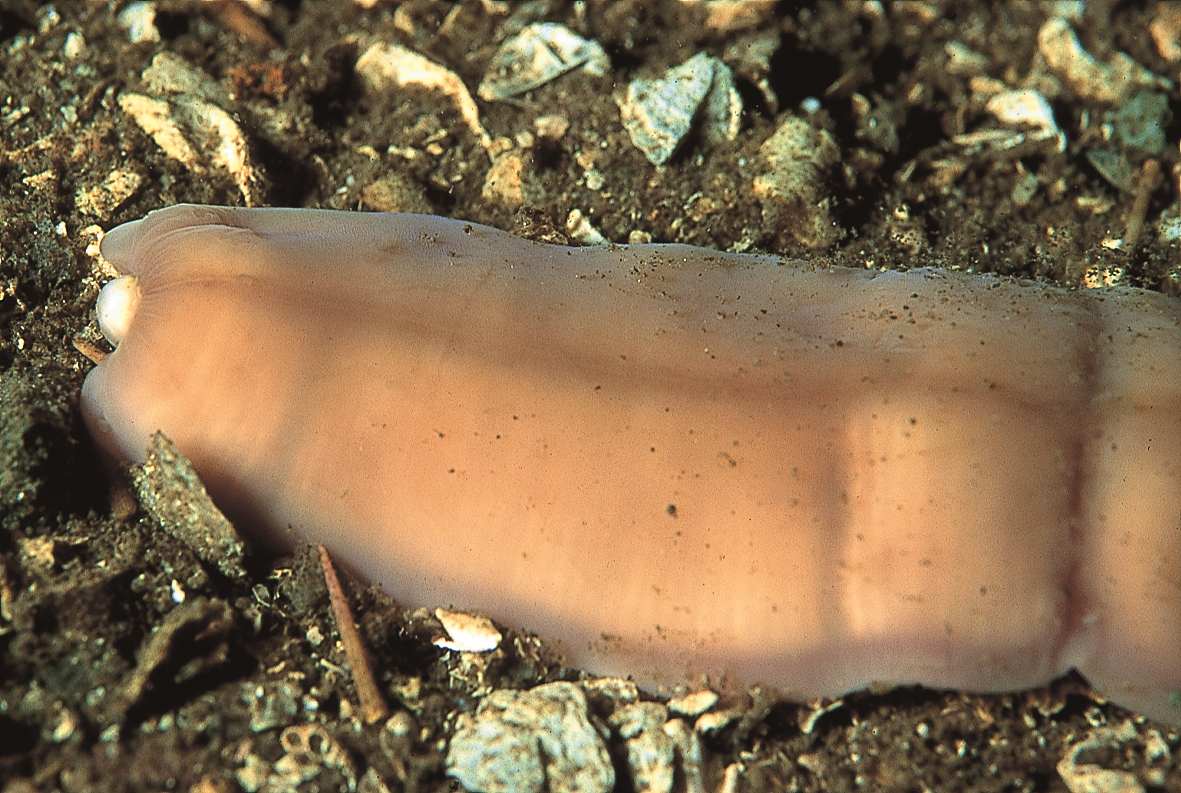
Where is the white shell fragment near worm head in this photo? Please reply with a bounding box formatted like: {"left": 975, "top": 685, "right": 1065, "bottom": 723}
{"left": 96, "top": 274, "right": 141, "bottom": 345}
{"left": 83, "top": 204, "right": 1181, "bottom": 726}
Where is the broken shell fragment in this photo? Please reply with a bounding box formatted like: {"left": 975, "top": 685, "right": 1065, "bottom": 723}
{"left": 1056, "top": 720, "right": 1142, "bottom": 793}
{"left": 609, "top": 703, "right": 674, "bottom": 793}
{"left": 533, "top": 114, "right": 570, "bottom": 140}
{"left": 478, "top": 23, "right": 609, "bottom": 101}
{"left": 130, "top": 432, "right": 248, "bottom": 581}
{"left": 609, "top": 703, "right": 707, "bottom": 793}
{"left": 1084, "top": 92, "right": 1171, "bottom": 193}
{"left": 1106, "top": 91, "right": 1171, "bottom": 157}
{"left": 617, "top": 52, "right": 741, "bottom": 166}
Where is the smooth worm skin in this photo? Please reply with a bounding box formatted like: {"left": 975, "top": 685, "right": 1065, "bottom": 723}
{"left": 81, "top": 204, "right": 1181, "bottom": 725}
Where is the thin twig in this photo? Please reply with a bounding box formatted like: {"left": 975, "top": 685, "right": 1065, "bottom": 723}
{"left": 73, "top": 337, "right": 107, "bottom": 364}
{"left": 318, "top": 544, "right": 389, "bottom": 724}
{"left": 1124, "top": 158, "right": 1162, "bottom": 251}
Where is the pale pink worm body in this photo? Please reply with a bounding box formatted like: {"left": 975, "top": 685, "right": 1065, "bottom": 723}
{"left": 82, "top": 205, "right": 1181, "bottom": 724}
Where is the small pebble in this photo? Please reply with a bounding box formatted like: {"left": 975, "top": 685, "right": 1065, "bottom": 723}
{"left": 751, "top": 115, "right": 840, "bottom": 247}
{"left": 117, "top": 1, "right": 159, "bottom": 44}
{"left": 118, "top": 53, "right": 259, "bottom": 205}
{"left": 617, "top": 52, "right": 741, "bottom": 166}
{"left": 1038, "top": 17, "right": 1169, "bottom": 104}
{"left": 356, "top": 42, "right": 491, "bottom": 150}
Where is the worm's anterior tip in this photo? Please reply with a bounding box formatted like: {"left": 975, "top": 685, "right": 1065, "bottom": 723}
{"left": 96, "top": 274, "right": 141, "bottom": 346}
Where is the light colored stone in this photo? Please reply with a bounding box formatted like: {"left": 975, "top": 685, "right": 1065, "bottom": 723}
{"left": 75, "top": 170, "right": 142, "bottom": 217}
{"left": 617, "top": 52, "right": 741, "bottom": 166}
{"left": 117, "top": 53, "right": 261, "bottom": 205}
{"left": 446, "top": 682, "right": 614, "bottom": 793}
{"left": 356, "top": 42, "right": 491, "bottom": 150}
{"left": 1038, "top": 18, "right": 1170, "bottom": 104}
{"left": 752, "top": 116, "right": 840, "bottom": 248}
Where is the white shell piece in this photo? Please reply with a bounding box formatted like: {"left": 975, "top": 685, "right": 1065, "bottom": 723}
{"left": 96, "top": 275, "right": 141, "bottom": 346}
{"left": 433, "top": 608, "right": 502, "bottom": 652}
{"left": 565, "top": 209, "right": 607, "bottom": 245}
{"left": 608, "top": 704, "right": 707, "bottom": 793}
{"left": 985, "top": 89, "right": 1056, "bottom": 133}
{"left": 751, "top": 115, "right": 840, "bottom": 248}
{"left": 76, "top": 170, "right": 143, "bottom": 217}
{"left": 667, "top": 690, "right": 718, "bottom": 717}
{"left": 982, "top": 88, "right": 1065, "bottom": 155}
{"left": 478, "top": 23, "right": 609, "bottom": 101}
{"left": 944, "top": 41, "right": 988, "bottom": 75}
{"left": 580, "top": 677, "right": 639, "bottom": 705}
{"left": 143, "top": 51, "right": 231, "bottom": 104}
{"left": 694, "top": 709, "right": 736, "bottom": 734}
{"left": 63, "top": 32, "right": 85, "bottom": 60}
